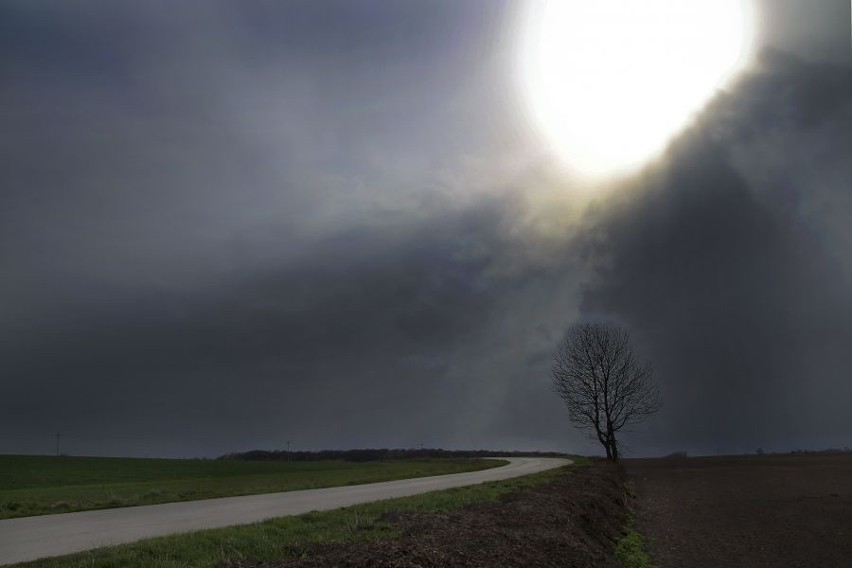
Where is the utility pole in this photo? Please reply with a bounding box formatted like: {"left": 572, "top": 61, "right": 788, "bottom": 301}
{"left": 56, "top": 433, "right": 60, "bottom": 457}
{"left": 286, "top": 440, "right": 291, "bottom": 462}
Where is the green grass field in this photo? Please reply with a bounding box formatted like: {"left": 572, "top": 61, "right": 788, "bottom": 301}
{"left": 8, "top": 460, "right": 583, "bottom": 568}
{"left": 0, "top": 455, "right": 504, "bottom": 520}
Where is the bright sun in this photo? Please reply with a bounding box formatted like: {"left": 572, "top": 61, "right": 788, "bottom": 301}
{"left": 519, "top": 0, "right": 756, "bottom": 180}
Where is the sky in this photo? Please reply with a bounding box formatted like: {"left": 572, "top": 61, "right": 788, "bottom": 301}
{"left": 2, "top": 0, "right": 850, "bottom": 458}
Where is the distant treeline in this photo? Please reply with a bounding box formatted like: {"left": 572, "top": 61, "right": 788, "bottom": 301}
{"left": 217, "top": 448, "right": 568, "bottom": 462}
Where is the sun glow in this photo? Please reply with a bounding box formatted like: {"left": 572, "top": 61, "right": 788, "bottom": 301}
{"left": 519, "top": 0, "right": 756, "bottom": 180}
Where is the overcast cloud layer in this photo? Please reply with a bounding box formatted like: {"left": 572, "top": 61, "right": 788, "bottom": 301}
{"left": 2, "top": 1, "right": 850, "bottom": 457}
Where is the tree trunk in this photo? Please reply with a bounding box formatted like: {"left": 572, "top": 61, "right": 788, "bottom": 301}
{"left": 605, "top": 420, "right": 619, "bottom": 462}
{"left": 603, "top": 442, "right": 612, "bottom": 460}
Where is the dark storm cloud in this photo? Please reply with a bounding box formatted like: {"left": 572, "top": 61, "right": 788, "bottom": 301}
{"left": 3, "top": 1, "right": 851, "bottom": 459}
{"left": 0, "top": 0, "right": 560, "bottom": 457}
{"left": 755, "top": 0, "right": 851, "bottom": 63}
{"left": 580, "top": 52, "right": 852, "bottom": 455}
{"left": 0, "top": 0, "right": 524, "bottom": 334}
{"left": 1, "top": 193, "right": 581, "bottom": 457}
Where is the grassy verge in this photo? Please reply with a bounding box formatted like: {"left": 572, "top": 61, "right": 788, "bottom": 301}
{"left": 616, "top": 525, "right": 654, "bottom": 568}
{"left": 11, "top": 459, "right": 584, "bottom": 568}
{"left": 616, "top": 483, "right": 655, "bottom": 568}
{"left": 0, "top": 455, "right": 504, "bottom": 519}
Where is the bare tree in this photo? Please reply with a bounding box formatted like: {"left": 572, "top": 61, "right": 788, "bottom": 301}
{"left": 552, "top": 322, "right": 659, "bottom": 462}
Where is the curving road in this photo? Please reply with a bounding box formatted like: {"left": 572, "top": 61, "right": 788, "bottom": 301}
{"left": 0, "top": 457, "right": 570, "bottom": 566}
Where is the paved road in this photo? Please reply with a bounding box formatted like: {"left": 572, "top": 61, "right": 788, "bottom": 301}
{"left": 0, "top": 457, "right": 570, "bottom": 566}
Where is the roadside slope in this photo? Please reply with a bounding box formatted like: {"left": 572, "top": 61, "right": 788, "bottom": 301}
{"left": 228, "top": 458, "right": 625, "bottom": 568}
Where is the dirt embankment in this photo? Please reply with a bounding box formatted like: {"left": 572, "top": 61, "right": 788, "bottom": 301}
{"left": 228, "top": 460, "right": 627, "bottom": 568}
{"left": 627, "top": 454, "right": 852, "bottom": 568}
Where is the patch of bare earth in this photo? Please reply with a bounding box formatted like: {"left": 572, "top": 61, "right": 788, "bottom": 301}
{"left": 626, "top": 454, "right": 852, "bottom": 568}
{"left": 226, "top": 460, "right": 627, "bottom": 568}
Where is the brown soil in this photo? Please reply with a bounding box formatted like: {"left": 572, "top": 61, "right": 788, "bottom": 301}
{"left": 626, "top": 453, "right": 852, "bottom": 568}
{"left": 226, "top": 460, "right": 627, "bottom": 568}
